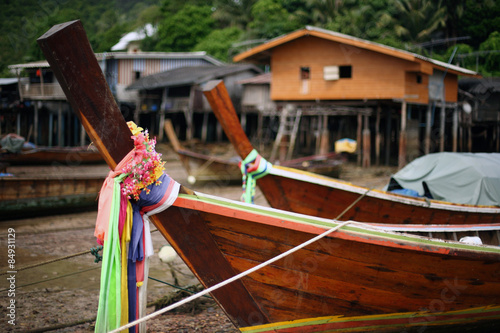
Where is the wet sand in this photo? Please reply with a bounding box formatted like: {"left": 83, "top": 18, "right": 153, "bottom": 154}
{"left": 0, "top": 143, "right": 395, "bottom": 332}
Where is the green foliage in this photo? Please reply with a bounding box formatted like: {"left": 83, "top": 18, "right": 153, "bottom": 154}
{"left": 479, "top": 31, "right": 500, "bottom": 76}
{"left": 1, "top": 0, "right": 499, "bottom": 77}
{"left": 249, "top": 0, "right": 302, "bottom": 39}
{"left": 193, "top": 27, "right": 243, "bottom": 62}
{"left": 155, "top": 5, "right": 215, "bottom": 52}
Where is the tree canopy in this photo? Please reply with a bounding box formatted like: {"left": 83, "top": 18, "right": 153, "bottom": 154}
{"left": 1, "top": 0, "right": 499, "bottom": 76}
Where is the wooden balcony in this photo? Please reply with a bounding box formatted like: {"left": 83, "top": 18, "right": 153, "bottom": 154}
{"left": 20, "top": 82, "right": 67, "bottom": 100}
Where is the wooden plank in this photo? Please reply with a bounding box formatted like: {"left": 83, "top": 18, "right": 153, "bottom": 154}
{"left": 37, "top": 20, "right": 132, "bottom": 169}
{"left": 37, "top": 20, "right": 269, "bottom": 328}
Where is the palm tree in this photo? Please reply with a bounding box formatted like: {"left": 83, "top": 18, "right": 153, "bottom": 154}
{"left": 392, "top": 0, "right": 447, "bottom": 44}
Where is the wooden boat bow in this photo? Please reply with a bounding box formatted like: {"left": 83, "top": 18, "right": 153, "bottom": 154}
{"left": 37, "top": 20, "right": 269, "bottom": 328}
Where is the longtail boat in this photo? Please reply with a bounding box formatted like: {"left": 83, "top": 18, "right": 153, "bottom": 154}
{"left": 0, "top": 174, "right": 104, "bottom": 220}
{"left": 38, "top": 20, "right": 500, "bottom": 332}
{"left": 0, "top": 145, "right": 104, "bottom": 165}
{"left": 164, "top": 119, "right": 241, "bottom": 184}
{"left": 203, "top": 80, "right": 500, "bottom": 225}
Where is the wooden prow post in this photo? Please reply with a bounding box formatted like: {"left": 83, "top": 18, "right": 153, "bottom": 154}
{"left": 36, "top": 21, "right": 267, "bottom": 328}
{"left": 202, "top": 80, "right": 254, "bottom": 159}
{"left": 37, "top": 20, "right": 132, "bottom": 170}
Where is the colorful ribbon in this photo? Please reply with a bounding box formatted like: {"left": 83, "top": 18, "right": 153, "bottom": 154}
{"left": 94, "top": 123, "right": 179, "bottom": 333}
{"left": 239, "top": 149, "right": 272, "bottom": 203}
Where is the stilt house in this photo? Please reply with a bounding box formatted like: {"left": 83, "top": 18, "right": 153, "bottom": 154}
{"left": 233, "top": 26, "right": 480, "bottom": 167}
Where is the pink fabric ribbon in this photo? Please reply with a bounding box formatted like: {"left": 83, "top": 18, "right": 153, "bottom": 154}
{"left": 95, "top": 150, "right": 135, "bottom": 244}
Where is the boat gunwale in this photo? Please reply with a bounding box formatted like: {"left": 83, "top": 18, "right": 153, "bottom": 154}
{"left": 173, "top": 191, "right": 500, "bottom": 255}
{"left": 271, "top": 165, "right": 500, "bottom": 212}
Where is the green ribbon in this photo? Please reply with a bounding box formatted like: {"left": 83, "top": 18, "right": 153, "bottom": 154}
{"left": 240, "top": 149, "right": 272, "bottom": 204}
{"left": 95, "top": 174, "right": 126, "bottom": 332}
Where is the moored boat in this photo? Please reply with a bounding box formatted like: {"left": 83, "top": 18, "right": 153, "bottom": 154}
{"left": 164, "top": 119, "right": 241, "bottom": 184}
{"left": 0, "top": 173, "right": 104, "bottom": 220}
{"left": 0, "top": 145, "right": 104, "bottom": 165}
{"left": 203, "top": 79, "right": 500, "bottom": 225}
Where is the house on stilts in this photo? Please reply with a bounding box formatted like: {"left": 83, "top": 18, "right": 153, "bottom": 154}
{"left": 233, "top": 26, "right": 485, "bottom": 167}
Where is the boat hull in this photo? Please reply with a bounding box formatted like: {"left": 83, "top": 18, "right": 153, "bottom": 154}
{"left": 255, "top": 166, "right": 500, "bottom": 225}
{"left": 0, "top": 147, "right": 104, "bottom": 165}
{"left": 0, "top": 176, "right": 104, "bottom": 220}
{"left": 150, "top": 192, "right": 500, "bottom": 332}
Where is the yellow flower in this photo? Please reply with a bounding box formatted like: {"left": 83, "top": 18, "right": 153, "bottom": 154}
{"left": 127, "top": 121, "right": 144, "bottom": 136}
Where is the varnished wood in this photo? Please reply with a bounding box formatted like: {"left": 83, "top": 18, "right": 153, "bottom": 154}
{"left": 37, "top": 20, "right": 132, "bottom": 169}
{"left": 37, "top": 20, "right": 268, "bottom": 328}
{"left": 203, "top": 80, "right": 254, "bottom": 157}
{"left": 173, "top": 193, "right": 500, "bottom": 331}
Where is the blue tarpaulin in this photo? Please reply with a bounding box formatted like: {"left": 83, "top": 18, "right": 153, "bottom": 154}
{"left": 385, "top": 152, "right": 500, "bottom": 206}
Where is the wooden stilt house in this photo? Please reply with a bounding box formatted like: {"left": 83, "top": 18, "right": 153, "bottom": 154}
{"left": 233, "top": 26, "right": 481, "bottom": 167}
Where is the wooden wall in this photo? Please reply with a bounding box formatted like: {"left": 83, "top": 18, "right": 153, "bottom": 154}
{"left": 269, "top": 36, "right": 459, "bottom": 103}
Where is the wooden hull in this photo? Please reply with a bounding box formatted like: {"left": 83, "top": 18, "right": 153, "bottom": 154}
{"left": 0, "top": 146, "right": 104, "bottom": 165}
{"left": 151, "top": 191, "right": 500, "bottom": 332}
{"left": 0, "top": 176, "right": 104, "bottom": 220}
{"left": 256, "top": 166, "right": 500, "bottom": 225}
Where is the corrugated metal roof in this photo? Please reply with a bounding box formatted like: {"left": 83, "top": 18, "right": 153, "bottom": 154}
{"left": 8, "top": 52, "right": 224, "bottom": 70}
{"left": 126, "top": 64, "right": 262, "bottom": 90}
{"left": 459, "top": 77, "right": 500, "bottom": 94}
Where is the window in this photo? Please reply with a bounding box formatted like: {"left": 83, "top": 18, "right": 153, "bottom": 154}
{"left": 416, "top": 74, "right": 422, "bottom": 84}
{"left": 300, "top": 67, "right": 310, "bottom": 80}
{"left": 323, "top": 65, "right": 352, "bottom": 80}
{"left": 339, "top": 65, "right": 352, "bottom": 78}
{"left": 135, "top": 71, "right": 141, "bottom": 80}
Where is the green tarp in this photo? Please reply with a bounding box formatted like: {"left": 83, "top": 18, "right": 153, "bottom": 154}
{"left": 385, "top": 152, "right": 500, "bottom": 206}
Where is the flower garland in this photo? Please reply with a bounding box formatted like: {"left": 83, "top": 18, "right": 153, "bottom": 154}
{"left": 121, "top": 121, "right": 165, "bottom": 200}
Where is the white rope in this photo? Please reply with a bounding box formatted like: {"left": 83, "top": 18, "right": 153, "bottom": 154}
{"left": 108, "top": 220, "right": 352, "bottom": 333}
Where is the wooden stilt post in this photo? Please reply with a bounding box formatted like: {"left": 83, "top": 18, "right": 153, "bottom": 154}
{"left": 385, "top": 109, "right": 391, "bottom": 166}
{"left": 452, "top": 104, "right": 458, "bottom": 152}
{"left": 375, "top": 106, "right": 381, "bottom": 166}
{"left": 201, "top": 112, "right": 208, "bottom": 142}
{"left": 33, "top": 103, "right": 39, "bottom": 145}
{"left": 398, "top": 100, "right": 407, "bottom": 169}
{"left": 362, "top": 114, "right": 371, "bottom": 168}
{"left": 439, "top": 101, "right": 445, "bottom": 152}
{"left": 58, "top": 102, "right": 63, "bottom": 146}
{"left": 319, "top": 115, "right": 329, "bottom": 155}
{"left": 356, "top": 113, "right": 362, "bottom": 166}
{"left": 425, "top": 102, "right": 432, "bottom": 154}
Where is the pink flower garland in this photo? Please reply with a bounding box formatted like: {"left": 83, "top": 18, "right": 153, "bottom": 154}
{"left": 121, "top": 122, "right": 165, "bottom": 200}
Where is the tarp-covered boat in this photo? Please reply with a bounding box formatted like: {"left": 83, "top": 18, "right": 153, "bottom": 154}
{"left": 386, "top": 152, "right": 500, "bottom": 206}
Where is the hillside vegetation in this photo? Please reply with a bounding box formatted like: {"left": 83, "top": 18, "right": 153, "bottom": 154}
{"left": 1, "top": 0, "right": 499, "bottom": 76}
